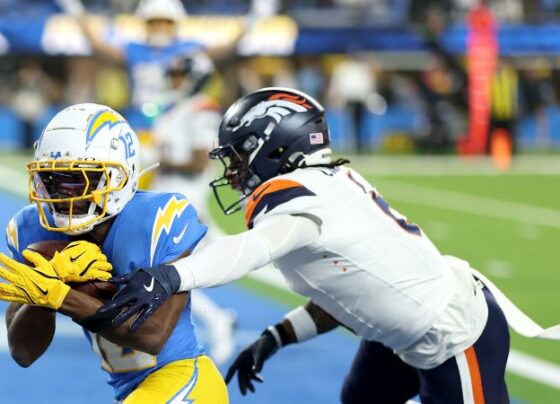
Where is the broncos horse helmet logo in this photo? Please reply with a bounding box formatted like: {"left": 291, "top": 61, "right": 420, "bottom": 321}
{"left": 233, "top": 94, "right": 312, "bottom": 132}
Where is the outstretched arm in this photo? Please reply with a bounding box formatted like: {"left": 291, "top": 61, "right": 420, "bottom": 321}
{"left": 226, "top": 301, "right": 341, "bottom": 395}
{"left": 97, "top": 214, "right": 321, "bottom": 330}
{"left": 56, "top": 0, "right": 125, "bottom": 63}
{"left": 174, "top": 214, "right": 321, "bottom": 290}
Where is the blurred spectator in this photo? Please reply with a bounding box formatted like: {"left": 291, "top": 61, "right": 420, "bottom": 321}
{"left": 271, "top": 58, "right": 297, "bottom": 88}
{"left": 327, "top": 53, "right": 376, "bottom": 152}
{"left": 519, "top": 58, "right": 556, "bottom": 146}
{"left": 490, "top": 0, "right": 523, "bottom": 22}
{"left": 296, "top": 55, "right": 326, "bottom": 101}
{"left": 32, "top": 75, "right": 66, "bottom": 143}
{"left": 65, "top": 57, "right": 98, "bottom": 105}
{"left": 9, "top": 59, "right": 49, "bottom": 147}
{"left": 5, "top": 0, "right": 560, "bottom": 155}
{"left": 236, "top": 59, "right": 265, "bottom": 94}
{"left": 59, "top": 0, "right": 245, "bottom": 128}
{"left": 489, "top": 59, "right": 519, "bottom": 151}
{"left": 65, "top": 0, "right": 201, "bottom": 113}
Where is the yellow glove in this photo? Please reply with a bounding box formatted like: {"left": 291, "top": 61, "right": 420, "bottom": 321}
{"left": 22, "top": 240, "right": 112, "bottom": 283}
{"left": 0, "top": 253, "right": 70, "bottom": 309}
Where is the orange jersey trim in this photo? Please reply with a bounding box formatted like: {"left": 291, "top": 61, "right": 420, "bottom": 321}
{"left": 465, "top": 346, "right": 486, "bottom": 404}
{"left": 245, "top": 179, "right": 305, "bottom": 227}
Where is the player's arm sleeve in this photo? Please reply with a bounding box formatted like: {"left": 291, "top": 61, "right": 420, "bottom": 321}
{"left": 173, "top": 213, "right": 321, "bottom": 291}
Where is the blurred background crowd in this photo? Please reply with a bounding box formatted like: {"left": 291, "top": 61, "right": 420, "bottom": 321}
{"left": 1, "top": 0, "right": 560, "bottom": 155}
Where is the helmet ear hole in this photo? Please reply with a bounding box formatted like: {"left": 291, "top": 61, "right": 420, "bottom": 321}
{"left": 267, "top": 146, "right": 288, "bottom": 160}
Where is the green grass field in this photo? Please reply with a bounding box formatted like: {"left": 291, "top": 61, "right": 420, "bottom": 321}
{"left": 2, "top": 153, "right": 559, "bottom": 403}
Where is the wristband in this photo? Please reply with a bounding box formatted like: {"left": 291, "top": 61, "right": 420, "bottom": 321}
{"left": 284, "top": 306, "right": 318, "bottom": 343}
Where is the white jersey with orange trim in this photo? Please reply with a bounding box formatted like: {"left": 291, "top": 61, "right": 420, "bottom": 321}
{"left": 244, "top": 166, "right": 488, "bottom": 369}
{"left": 151, "top": 94, "right": 221, "bottom": 217}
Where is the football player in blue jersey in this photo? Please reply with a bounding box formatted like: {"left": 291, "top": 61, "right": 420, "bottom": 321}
{"left": 0, "top": 103, "right": 228, "bottom": 403}
{"left": 57, "top": 0, "right": 244, "bottom": 112}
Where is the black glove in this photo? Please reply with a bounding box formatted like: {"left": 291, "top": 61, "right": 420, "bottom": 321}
{"left": 95, "top": 264, "right": 181, "bottom": 332}
{"left": 225, "top": 329, "right": 280, "bottom": 395}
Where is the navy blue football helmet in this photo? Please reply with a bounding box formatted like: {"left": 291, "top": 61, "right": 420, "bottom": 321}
{"left": 210, "top": 87, "right": 332, "bottom": 214}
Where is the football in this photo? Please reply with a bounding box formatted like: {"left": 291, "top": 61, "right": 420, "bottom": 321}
{"left": 25, "top": 240, "right": 118, "bottom": 300}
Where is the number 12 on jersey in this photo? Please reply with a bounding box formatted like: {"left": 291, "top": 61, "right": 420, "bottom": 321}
{"left": 90, "top": 333, "right": 156, "bottom": 373}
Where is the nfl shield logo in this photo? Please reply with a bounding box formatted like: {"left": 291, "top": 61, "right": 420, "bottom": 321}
{"left": 309, "top": 132, "right": 324, "bottom": 145}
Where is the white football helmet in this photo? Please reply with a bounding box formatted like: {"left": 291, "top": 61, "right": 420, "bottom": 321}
{"left": 29, "top": 103, "right": 140, "bottom": 235}
{"left": 136, "top": 0, "right": 187, "bottom": 22}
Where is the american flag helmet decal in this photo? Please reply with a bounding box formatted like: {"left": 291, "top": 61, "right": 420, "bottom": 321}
{"left": 309, "top": 132, "right": 324, "bottom": 145}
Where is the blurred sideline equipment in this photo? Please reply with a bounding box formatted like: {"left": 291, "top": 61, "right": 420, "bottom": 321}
{"left": 95, "top": 88, "right": 560, "bottom": 402}
{"left": 150, "top": 52, "right": 236, "bottom": 365}
{"left": 1, "top": 103, "right": 228, "bottom": 403}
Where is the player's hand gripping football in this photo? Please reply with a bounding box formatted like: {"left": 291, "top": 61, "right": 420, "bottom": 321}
{"left": 24, "top": 240, "right": 112, "bottom": 283}
{"left": 0, "top": 253, "right": 70, "bottom": 310}
{"left": 225, "top": 329, "right": 280, "bottom": 395}
{"left": 94, "top": 264, "right": 182, "bottom": 332}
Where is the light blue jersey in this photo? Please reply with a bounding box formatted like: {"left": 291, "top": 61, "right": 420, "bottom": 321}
{"left": 6, "top": 191, "right": 207, "bottom": 400}
{"left": 124, "top": 40, "right": 203, "bottom": 108}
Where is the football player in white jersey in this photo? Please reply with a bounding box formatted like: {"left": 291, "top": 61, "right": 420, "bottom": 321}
{"left": 151, "top": 53, "right": 236, "bottom": 365}
{"left": 93, "top": 88, "right": 511, "bottom": 403}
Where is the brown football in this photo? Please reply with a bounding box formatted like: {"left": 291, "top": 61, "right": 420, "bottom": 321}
{"left": 25, "top": 240, "right": 118, "bottom": 300}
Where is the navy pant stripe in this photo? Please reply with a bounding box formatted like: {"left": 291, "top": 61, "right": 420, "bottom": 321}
{"left": 341, "top": 288, "right": 510, "bottom": 404}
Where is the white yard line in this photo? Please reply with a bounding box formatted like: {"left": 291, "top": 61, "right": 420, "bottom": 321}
{"left": 483, "top": 260, "right": 514, "bottom": 279}
{"left": 508, "top": 350, "right": 560, "bottom": 389}
{"left": 379, "top": 179, "right": 560, "bottom": 229}
{"left": 350, "top": 155, "right": 560, "bottom": 176}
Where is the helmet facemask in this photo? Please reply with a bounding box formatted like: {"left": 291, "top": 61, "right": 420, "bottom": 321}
{"left": 209, "top": 135, "right": 263, "bottom": 215}
{"left": 28, "top": 160, "right": 129, "bottom": 235}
